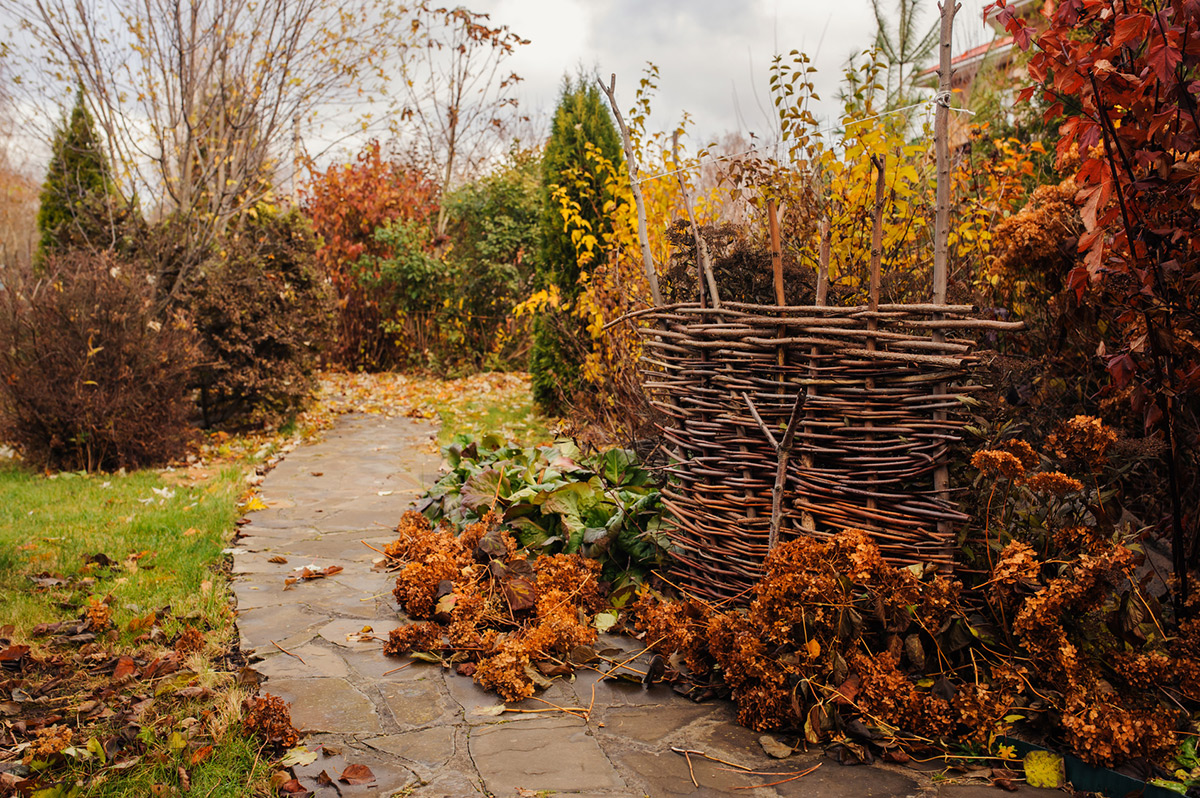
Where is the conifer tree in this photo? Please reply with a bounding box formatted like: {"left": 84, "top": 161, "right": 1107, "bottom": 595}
{"left": 531, "top": 76, "right": 623, "bottom": 414}
{"left": 36, "top": 90, "right": 121, "bottom": 260}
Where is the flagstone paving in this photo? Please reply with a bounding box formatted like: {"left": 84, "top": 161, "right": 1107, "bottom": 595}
{"left": 230, "top": 412, "right": 1058, "bottom": 798}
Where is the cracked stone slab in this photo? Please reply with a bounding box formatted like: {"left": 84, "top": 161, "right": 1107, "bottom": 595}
{"left": 288, "top": 735, "right": 417, "bottom": 796}
{"left": 236, "top": 604, "right": 327, "bottom": 653}
{"left": 262, "top": 676, "right": 383, "bottom": 735}
{"left": 470, "top": 716, "right": 627, "bottom": 796}
{"left": 596, "top": 703, "right": 714, "bottom": 745}
{"left": 254, "top": 643, "right": 352, "bottom": 680}
{"left": 318, "top": 617, "right": 401, "bottom": 649}
{"left": 379, "top": 678, "right": 458, "bottom": 729}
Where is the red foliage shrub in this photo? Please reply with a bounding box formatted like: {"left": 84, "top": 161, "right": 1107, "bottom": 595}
{"left": 302, "top": 141, "right": 439, "bottom": 369}
{"left": 0, "top": 250, "right": 197, "bottom": 471}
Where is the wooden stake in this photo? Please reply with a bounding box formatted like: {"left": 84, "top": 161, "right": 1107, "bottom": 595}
{"left": 816, "top": 217, "right": 830, "bottom": 306}
{"left": 933, "top": 2, "right": 959, "bottom": 539}
{"left": 799, "top": 216, "right": 832, "bottom": 533}
{"left": 672, "top": 131, "right": 721, "bottom": 308}
{"left": 600, "top": 74, "right": 663, "bottom": 307}
{"left": 768, "top": 199, "right": 785, "bottom": 306}
{"left": 866, "top": 155, "right": 887, "bottom": 513}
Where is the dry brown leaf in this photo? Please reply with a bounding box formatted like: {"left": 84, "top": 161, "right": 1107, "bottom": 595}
{"left": 339, "top": 763, "right": 375, "bottom": 785}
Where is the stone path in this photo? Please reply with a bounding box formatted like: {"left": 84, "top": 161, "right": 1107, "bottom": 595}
{"left": 230, "top": 413, "right": 1056, "bottom": 798}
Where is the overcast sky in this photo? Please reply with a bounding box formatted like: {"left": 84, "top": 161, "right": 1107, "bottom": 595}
{"left": 474, "top": 0, "right": 992, "bottom": 144}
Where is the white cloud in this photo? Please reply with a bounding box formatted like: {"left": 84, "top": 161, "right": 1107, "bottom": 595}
{"left": 473, "top": 0, "right": 992, "bottom": 144}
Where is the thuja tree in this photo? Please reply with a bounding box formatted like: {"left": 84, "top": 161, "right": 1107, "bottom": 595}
{"left": 532, "top": 76, "right": 623, "bottom": 414}
{"left": 996, "top": 0, "right": 1200, "bottom": 608}
{"left": 36, "top": 90, "right": 125, "bottom": 261}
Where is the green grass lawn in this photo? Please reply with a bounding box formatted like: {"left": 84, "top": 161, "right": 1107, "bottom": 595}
{"left": 0, "top": 460, "right": 273, "bottom": 796}
{"left": 0, "top": 463, "right": 239, "bottom": 640}
{"left": 434, "top": 383, "right": 552, "bottom": 448}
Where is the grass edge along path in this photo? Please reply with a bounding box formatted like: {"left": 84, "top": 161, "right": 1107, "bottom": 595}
{"left": 0, "top": 369, "right": 547, "bottom": 797}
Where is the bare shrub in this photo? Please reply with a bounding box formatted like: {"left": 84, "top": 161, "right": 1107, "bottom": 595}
{"left": 0, "top": 250, "right": 197, "bottom": 470}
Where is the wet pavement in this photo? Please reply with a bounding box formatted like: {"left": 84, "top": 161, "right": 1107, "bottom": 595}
{"left": 230, "top": 413, "right": 1057, "bottom": 798}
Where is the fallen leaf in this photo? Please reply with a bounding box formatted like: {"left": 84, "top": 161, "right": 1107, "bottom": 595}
{"left": 240, "top": 496, "right": 268, "bottom": 512}
{"left": 190, "top": 745, "right": 213, "bottom": 765}
{"left": 279, "top": 746, "right": 319, "bottom": 767}
{"left": 277, "top": 778, "right": 308, "bottom": 795}
{"left": 236, "top": 666, "right": 264, "bottom": 686}
{"left": 339, "top": 764, "right": 375, "bottom": 785}
{"left": 759, "top": 735, "right": 794, "bottom": 759}
{"left": 267, "top": 556, "right": 288, "bottom": 564}
{"left": 112, "top": 655, "right": 137, "bottom": 681}
{"left": 316, "top": 770, "right": 334, "bottom": 786}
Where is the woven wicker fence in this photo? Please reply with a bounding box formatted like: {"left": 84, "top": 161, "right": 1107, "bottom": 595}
{"left": 634, "top": 300, "right": 1016, "bottom": 602}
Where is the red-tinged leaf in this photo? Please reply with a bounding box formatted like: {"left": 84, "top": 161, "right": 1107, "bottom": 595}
{"left": 113, "top": 655, "right": 137, "bottom": 681}
{"left": 1148, "top": 37, "right": 1183, "bottom": 83}
{"left": 1067, "top": 266, "right": 1090, "bottom": 302}
{"left": 1108, "top": 354, "right": 1137, "bottom": 388}
{"left": 1013, "top": 19, "right": 1034, "bottom": 49}
{"left": 501, "top": 576, "right": 537, "bottom": 613}
{"left": 190, "top": 745, "right": 213, "bottom": 765}
{"left": 339, "top": 763, "right": 375, "bottom": 785}
{"left": 1112, "top": 13, "right": 1152, "bottom": 48}
{"left": 316, "top": 770, "right": 334, "bottom": 786}
{"left": 0, "top": 644, "right": 29, "bottom": 663}
{"left": 278, "top": 777, "right": 309, "bottom": 795}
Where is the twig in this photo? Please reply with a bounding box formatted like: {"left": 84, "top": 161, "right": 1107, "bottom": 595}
{"left": 732, "top": 762, "right": 821, "bottom": 790}
{"left": 528, "top": 694, "right": 588, "bottom": 719}
{"left": 742, "top": 388, "right": 809, "bottom": 550}
{"left": 684, "top": 750, "right": 698, "bottom": 787}
{"left": 670, "top": 747, "right": 752, "bottom": 771}
{"left": 599, "top": 74, "right": 662, "bottom": 307}
{"left": 672, "top": 130, "right": 721, "bottom": 308}
{"left": 382, "top": 661, "right": 413, "bottom": 676}
{"left": 271, "top": 640, "right": 305, "bottom": 664}
{"left": 504, "top": 706, "right": 589, "bottom": 721}
{"left": 361, "top": 539, "right": 388, "bottom": 557}
{"left": 717, "top": 766, "right": 820, "bottom": 776}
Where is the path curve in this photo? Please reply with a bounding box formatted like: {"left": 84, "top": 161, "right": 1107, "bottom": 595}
{"left": 231, "top": 412, "right": 1049, "bottom": 798}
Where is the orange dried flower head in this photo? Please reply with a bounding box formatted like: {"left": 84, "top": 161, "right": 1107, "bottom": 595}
{"left": 992, "top": 541, "right": 1040, "bottom": 588}
{"left": 1022, "top": 471, "right": 1084, "bottom": 496}
{"left": 244, "top": 693, "right": 299, "bottom": 748}
{"left": 27, "top": 725, "right": 73, "bottom": 761}
{"left": 384, "top": 621, "right": 443, "bottom": 657}
{"left": 971, "top": 449, "right": 1026, "bottom": 479}
{"left": 1045, "top": 415, "right": 1117, "bottom": 470}
{"left": 474, "top": 636, "right": 535, "bottom": 703}
{"left": 995, "top": 439, "right": 1039, "bottom": 469}
{"left": 174, "top": 625, "right": 205, "bottom": 654}
{"left": 85, "top": 596, "right": 113, "bottom": 631}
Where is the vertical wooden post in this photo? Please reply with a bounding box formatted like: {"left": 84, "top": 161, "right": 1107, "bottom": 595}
{"left": 768, "top": 200, "right": 785, "bottom": 306}
{"left": 600, "top": 75, "right": 663, "bottom": 307}
{"left": 866, "top": 156, "right": 886, "bottom": 513}
{"left": 816, "top": 218, "right": 830, "bottom": 307}
{"left": 933, "top": 3, "right": 958, "bottom": 523}
{"left": 800, "top": 217, "right": 831, "bottom": 533}
{"left": 672, "top": 131, "right": 721, "bottom": 308}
